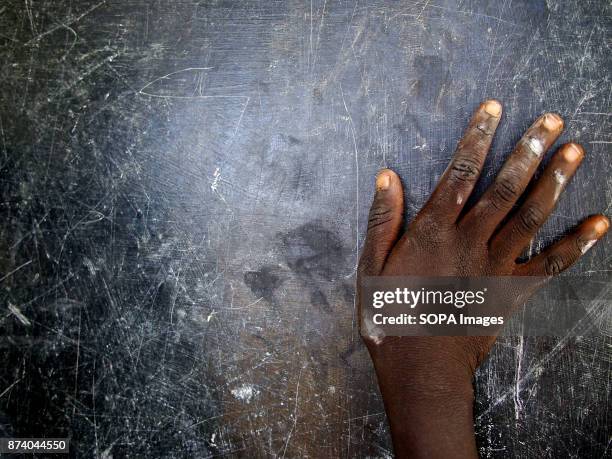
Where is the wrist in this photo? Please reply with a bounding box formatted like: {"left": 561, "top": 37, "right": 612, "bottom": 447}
{"left": 366, "top": 337, "right": 477, "bottom": 398}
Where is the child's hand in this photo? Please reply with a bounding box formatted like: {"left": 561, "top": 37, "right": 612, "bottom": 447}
{"left": 357, "top": 100, "right": 609, "bottom": 458}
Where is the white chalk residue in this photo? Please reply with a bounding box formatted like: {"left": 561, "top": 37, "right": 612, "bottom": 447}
{"left": 361, "top": 317, "right": 385, "bottom": 345}
{"left": 231, "top": 384, "right": 258, "bottom": 403}
{"left": 553, "top": 169, "right": 566, "bottom": 183}
{"left": 524, "top": 136, "right": 545, "bottom": 157}
{"left": 552, "top": 169, "right": 567, "bottom": 200}
{"left": 580, "top": 239, "right": 597, "bottom": 254}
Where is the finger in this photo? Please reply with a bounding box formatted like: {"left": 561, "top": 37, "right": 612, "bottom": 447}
{"left": 515, "top": 215, "right": 609, "bottom": 276}
{"left": 460, "top": 113, "right": 564, "bottom": 235}
{"left": 420, "top": 99, "right": 502, "bottom": 223}
{"left": 359, "top": 169, "right": 404, "bottom": 276}
{"left": 491, "top": 143, "right": 585, "bottom": 261}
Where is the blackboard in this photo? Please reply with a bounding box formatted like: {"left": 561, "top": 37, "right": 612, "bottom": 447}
{"left": 0, "top": 1, "right": 609, "bottom": 457}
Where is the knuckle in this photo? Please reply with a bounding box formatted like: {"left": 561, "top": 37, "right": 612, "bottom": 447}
{"left": 367, "top": 206, "right": 393, "bottom": 232}
{"left": 518, "top": 204, "right": 545, "bottom": 234}
{"left": 492, "top": 175, "right": 520, "bottom": 208}
{"left": 544, "top": 254, "right": 566, "bottom": 276}
{"left": 474, "top": 122, "right": 495, "bottom": 137}
{"left": 449, "top": 157, "right": 481, "bottom": 183}
{"left": 522, "top": 135, "right": 545, "bottom": 157}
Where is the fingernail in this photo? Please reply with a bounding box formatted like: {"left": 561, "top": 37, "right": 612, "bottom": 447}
{"left": 484, "top": 99, "right": 502, "bottom": 117}
{"left": 542, "top": 113, "right": 564, "bottom": 132}
{"left": 579, "top": 218, "right": 608, "bottom": 254}
{"left": 594, "top": 217, "right": 610, "bottom": 236}
{"left": 376, "top": 171, "right": 390, "bottom": 191}
{"left": 562, "top": 143, "right": 584, "bottom": 162}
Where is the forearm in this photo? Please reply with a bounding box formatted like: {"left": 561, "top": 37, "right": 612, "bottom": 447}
{"left": 380, "top": 383, "right": 477, "bottom": 458}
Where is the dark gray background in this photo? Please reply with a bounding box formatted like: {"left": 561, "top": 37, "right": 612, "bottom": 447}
{"left": 0, "top": 0, "right": 610, "bottom": 457}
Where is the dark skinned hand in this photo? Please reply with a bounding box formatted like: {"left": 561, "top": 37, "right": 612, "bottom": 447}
{"left": 357, "top": 100, "right": 609, "bottom": 458}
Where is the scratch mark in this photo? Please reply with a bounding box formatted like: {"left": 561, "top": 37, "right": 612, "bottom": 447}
{"left": 211, "top": 167, "right": 221, "bottom": 192}
{"left": 24, "top": 1, "right": 106, "bottom": 45}
{"left": 340, "top": 82, "right": 359, "bottom": 264}
{"left": 311, "top": 0, "right": 328, "bottom": 74}
{"left": 309, "top": 0, "right": 313, "bottom": 70}
{"left": 483, "top": 0, "right": 509, "bottom": 97}
{"left": 477, "top": 312, "right": 597, "bottom": 421}
{"left": 340, "top": 81, "right": 359, "bottom": 338}
{"left": 8, "top": 303, "right": 31, "bottom": 326}
{"left": 72, "top": 306, "right": 82, "bottom": 417}
{"left": 0, "top": 379, "right": 21, "bottom": 400}
{"left": 24, "top": 0, "right": 36, "bottom": 35}
{"left": 416, "top": 0, "right": 431, "bottom": 21}
{"left": 388, "top": 3, "right": 516, "bottom": 27}
{"left": 210, "top": 167, "right": 229, "bottom": 205}
{"left": 138, "top": 67, "right": 247, "bottom": 100}
{"left": 0, "top": 259, "right": 32, "bottom": 283}
{"left": 221, "top": 296, "right": 264, "bottom": 311}
{"left": 514, "top": 336, "right": 524, "bottom": 421}
{"left": 92, "top": 364, "right": 99, "bottom": 457}
{"left": 230, "top": 97, "right": 250, "bottom": 141}
{"left": 427, "top": 3, "right": 516, "bottom": 26}
{"left": 281, "top": 366, "right": 303, "bottom": 458}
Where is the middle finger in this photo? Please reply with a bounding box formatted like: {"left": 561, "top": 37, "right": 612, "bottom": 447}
{"left": 459, "top": 113, "right": 564, "bottom": 236}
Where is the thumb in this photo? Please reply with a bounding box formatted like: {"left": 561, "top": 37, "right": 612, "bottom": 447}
{"left": 359, "top": 168, "right": 404, "bottom": 276}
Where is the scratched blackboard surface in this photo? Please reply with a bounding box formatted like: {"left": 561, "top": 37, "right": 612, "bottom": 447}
{"left": 0, "top": 0, "right": 610, "bottom": 457}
